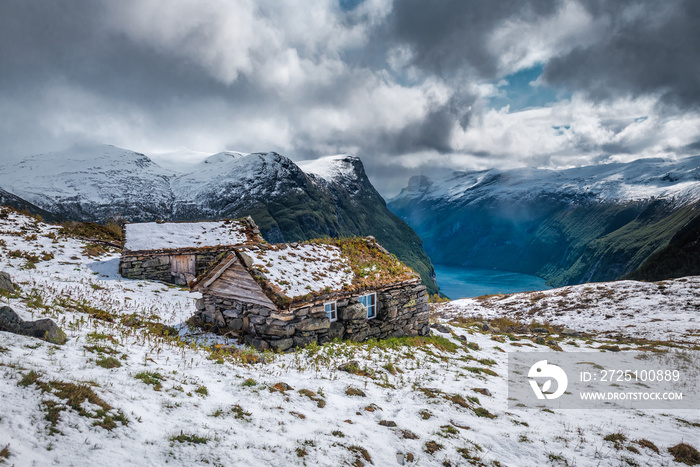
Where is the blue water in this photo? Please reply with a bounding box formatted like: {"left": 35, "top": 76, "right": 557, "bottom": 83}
{"left": 434, "top": 264, "right": 551, "bottom": 299}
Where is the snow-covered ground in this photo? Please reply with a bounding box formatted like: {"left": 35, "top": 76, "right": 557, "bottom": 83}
{"left": 0, "top": 208, "right": 698, "bottom": 466}
{"left": 436, "top": 279, "right": 700, "bottom": 343}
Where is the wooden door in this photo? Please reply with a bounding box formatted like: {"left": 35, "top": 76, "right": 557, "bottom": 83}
{"left": 171, "top": 254, "right": 196, "bottom": 278}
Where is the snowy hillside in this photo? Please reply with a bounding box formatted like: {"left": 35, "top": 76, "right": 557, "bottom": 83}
{"left": 0, "top": 145, "right": 176, "bottom": 221}
{"left": 0, "top": 209, "right": 698, "bottom": 466}
{"left": 393, "top": 156, "right": 700, "bottom": 206}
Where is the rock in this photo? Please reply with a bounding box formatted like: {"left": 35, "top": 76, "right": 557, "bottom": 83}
{"left": 262, "top": 322, "right": 296, "bottom": 338}
{"left": 0, "top": 306, "right": 22, "bottom": 329}
{"left": 222, "top": 308, "right": 241, "bottom": 319}
{"left": 0, "top": 272, "right": 15, "bottom": 293}
{"left": 227, "top": 318, "right": 243, "bottom": 331}
{"left": 532, "top": 327, "right": 550, "bottom": 334}
{"left": 213, "top": 312, "right": 225, "bottom": 328}
{"left": 238, "top": 252, "right": 254, "bottom": 268}
{"left": 401, "top": 430, "right": 419, "bottom": 440}
{"left": 295, "top": 317, "right": 330, "bottom": 332}
{"left": 430, "top": 323, "right": 451, "bottom": 334}
{"left": 270, "top": 382, "right": 293, "bottom": 392}
{"left": 561, "top": 328, "right": 581, "bottom": 337}
{"left": 268, "top": 338, "right": 294, "bottom": 352}
{"left": 473, "top": 387, "right": 492, "bottom": 397}
{"left": 293, "top": 334, "right": 317, "bottom": 347}
{"left": 244, "top": 335, "right": 271, "bottom": 351}
{"left": 337, "top": 360, "right": 361, "bottom": 373}
{"left": 0, "top": 306, "right": 67, "bottom": 344}
{"left": 379, "top": 420, "right": 397, "bottom": 427}
{"left": 339, "top": 303, "right": 367, "bottom": 321}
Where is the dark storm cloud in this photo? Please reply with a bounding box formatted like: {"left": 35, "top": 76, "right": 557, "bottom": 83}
{"left": 0, "top": 0, "right": 699, "bottom": 195}
{"left": 388, "top": 0, "right": 559, "bottom": 78}
{"left": 543, "top": 0, "right": 700, "bottom": 109}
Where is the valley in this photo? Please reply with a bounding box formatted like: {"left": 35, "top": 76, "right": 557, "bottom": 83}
{"left": 389, "top": 157, "right": 700, "bottom": 288}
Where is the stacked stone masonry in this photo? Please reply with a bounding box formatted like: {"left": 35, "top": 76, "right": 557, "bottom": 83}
{"left": 119, "top": 249, "right": 229, "bottom": 285}
{"left": 194, "top": 282, "right": 430, "bottom": 351}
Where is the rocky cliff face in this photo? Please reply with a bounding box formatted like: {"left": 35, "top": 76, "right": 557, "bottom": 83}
{"left": 388, "top": 156, "right": 700, "bottom": 287}
{"left": 0, "top": 188, "right": 58, "bottom": 222}
{"left": 0, "top": 146, "right": 438, "bottom": 293}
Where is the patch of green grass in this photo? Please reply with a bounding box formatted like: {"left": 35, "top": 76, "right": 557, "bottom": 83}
{"left": 472, "top": 407, "right": 497, "bottom": 419}
{"left": 194, "top": 385, "right": 208, "bottom": 397}
{"left": 95, "top": 357, "right": 121, "bottom": 369}
{"left": 83, "top": 345, "right": 118, "bottom": 355}
{"left": 86, "top": 332, "right": 117, "bottom": 344}
{"left": 230, "top": 404, "right": 252, "bottom": 421}
{"left": 424, "top": 440, "right": 444, "bottom": 455}
{"left": 345, "top": 387, "right": 366, "bottom": 397}
{"left": 347, "top": 445, "right": 371, "bottom": 464}
{"left": 135, "top": 372, "right": 163, "bottom": 391}
{"left": 17, "top": 370, "right": 127, "bottom": 433}
{"left": 169, "top": 431, "right": 209, "bottom": 445}
{"left": 242, "top": 378, "right": 257, "bottom": 387}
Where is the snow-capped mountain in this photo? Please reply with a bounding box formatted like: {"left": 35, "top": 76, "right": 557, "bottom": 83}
{"left": 393, "top": 156, "right": 700, "bottom": 206}
{"left": 0, "top": 145, "right": 176, "bottom": 221}
{"left": 389, "top": 156, "right": 700, "bottom": 288}
{"left": 0, "top": 145, "right": 437, "bottom": 293}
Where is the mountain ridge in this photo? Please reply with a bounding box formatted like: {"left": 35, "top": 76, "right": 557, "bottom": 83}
{"left": 388, "top": 156, "right": 700, "bottom": 288}
{"left": 0, "top": 145, "right": 438, "bottom": 293}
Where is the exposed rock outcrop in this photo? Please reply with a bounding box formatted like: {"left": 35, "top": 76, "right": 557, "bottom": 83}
{"left": 0, "top": 306, "right": 68, "bottom": 345}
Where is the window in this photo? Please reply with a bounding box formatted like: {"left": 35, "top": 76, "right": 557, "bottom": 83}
{"left": 325, "top": 301, "right": 337, "bottom": 322}
{"left": 359, "top": 293, "right": 377, "bottom": 319}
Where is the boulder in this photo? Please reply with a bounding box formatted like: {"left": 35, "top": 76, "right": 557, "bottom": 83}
{"left": 0, "top": 272, "right": 15, "bottom": 293}
{"left": 295, "top": 317, "right": 330, "bottom": 332}
{"left": 339, "top": 303, "right": 367, "bottom": 321}
{"left": 268, "top": 338, "right": 294, "bottom": 352}
{"left": 0, "top": 306, "right": 67, "bottom": 345}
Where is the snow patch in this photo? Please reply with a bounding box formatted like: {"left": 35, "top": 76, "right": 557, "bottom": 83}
{"left": 241, "top": 243, "right": 355, "bottom": 298}
{"left": 123, "top": 220, "right": 251, "bottom": 251}
{"left": 297, "top": 154, "right": 358, "bottom": 183}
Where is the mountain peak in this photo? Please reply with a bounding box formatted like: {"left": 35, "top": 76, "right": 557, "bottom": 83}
{"left": 201, "top": 151, "right": 247, "bottom": 165}
{"left": 296, "top": 153, "right": 361, "bottom": 183}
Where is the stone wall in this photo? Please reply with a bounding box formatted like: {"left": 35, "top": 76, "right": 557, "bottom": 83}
{"left": 194, "top": 282, "right": 430, "bottom": 351}
{"left": 119, "top": 249, "right": 229, "bottom": 284}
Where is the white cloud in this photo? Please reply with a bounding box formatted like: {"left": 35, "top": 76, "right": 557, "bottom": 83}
{"left": 488, "top": 0, "right": 602, "bottom": 75}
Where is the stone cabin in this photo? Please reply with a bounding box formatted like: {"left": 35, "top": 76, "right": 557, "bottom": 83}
{"left": 190, "top": 237, "right": 430, "bottom": 351}
{"left": 119, "top": 218, "right": 263, "bottom": 285}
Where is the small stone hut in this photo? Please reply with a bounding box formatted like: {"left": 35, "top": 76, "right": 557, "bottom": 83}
{"left": 119, "top": 218, "right": 263, "bottom": 285}
{"left": 190, "top": 236, "right": 430, "bottom": 351}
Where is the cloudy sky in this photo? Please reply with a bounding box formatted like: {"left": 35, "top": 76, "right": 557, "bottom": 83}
{"left": 1, "top": 0, "right": 699, "bottom": 196}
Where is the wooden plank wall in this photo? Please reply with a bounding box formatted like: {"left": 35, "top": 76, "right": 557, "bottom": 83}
{"left": 208, "top": 261, "right": 277, "bottom": 310}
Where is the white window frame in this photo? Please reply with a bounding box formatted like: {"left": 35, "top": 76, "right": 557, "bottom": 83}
{"left": 359, "top": 293, "right": 377, "bottom": 319}
{"left": 324, "top": 301, "right": 337, "bottom": 322}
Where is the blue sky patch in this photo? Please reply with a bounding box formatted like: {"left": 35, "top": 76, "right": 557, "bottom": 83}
{"left": 488, "top": 64, "right": 569, "bottom": 112}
